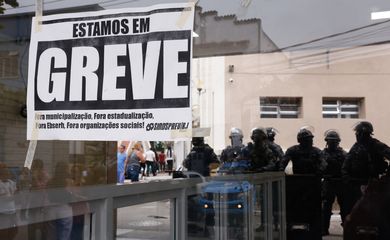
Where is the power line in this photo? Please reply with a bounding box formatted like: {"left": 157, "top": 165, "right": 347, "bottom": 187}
{"left": 280, "top": 19, "right": 390, "bottom": 51}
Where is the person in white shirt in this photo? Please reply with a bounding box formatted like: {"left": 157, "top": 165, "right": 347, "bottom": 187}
{"left": 145, "top": 148, "right": 156, "bottom": 177}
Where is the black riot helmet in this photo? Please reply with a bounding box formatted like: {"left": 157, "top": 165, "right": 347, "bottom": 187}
{"left": 229, "top": 128, "right": 243, "bottom": 147}
{"left": 353, "top": 121, "right": 374, "bottom": 135}
{"left": 324, "top": 130, "right": 341, "bottom": 142}
{"left": 297, "top": 128, "right": 314, "bottom": 143}
{"left": 192, "top": 137, "right": 204, "bottom": 147}
{"left": 251, "top": 127, "right": 267, "bottom": 143}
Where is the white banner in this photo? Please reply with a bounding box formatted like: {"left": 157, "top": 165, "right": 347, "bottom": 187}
{"left": 27, "top": 3, "right": 194, "bottom": 141}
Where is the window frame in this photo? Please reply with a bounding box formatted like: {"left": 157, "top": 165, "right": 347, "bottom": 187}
{"left": 322, "top": 98, "right": 362, "bottom": 119}
{"left": 260, "top": 97, "right": 302, "bottom": 119}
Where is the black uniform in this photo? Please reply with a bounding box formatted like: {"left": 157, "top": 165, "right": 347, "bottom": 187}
{"left": 321, "top": 146, "right": 347, "bottom": 231}
{"left": 184, "top": 144, "right": 219, "bottom": 177}
{"left": 268, "top": 141, "right": 284, "bottom": 171}
{"left": 281, "top": 145, "right": 326, "bottom": 240}
{"left": 241, "top": 142, "right": 275, "bottom": 172}
{"left": 220, "top": 145, "right": 243, "bottom": 163}
{"left": 342, "top": 138, "right": 390, "bottom": 218}
{"left": 280, "top": 145, "right": 327, "bottom": 175}
{"left": 282, "top": 129, "right": 326, "bottom": 240}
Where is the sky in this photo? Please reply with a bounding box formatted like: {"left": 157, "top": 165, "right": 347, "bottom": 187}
{"left": 4, "top": 0, "right": 390, "bottom": 48}
{"left": 196, "top": 0, "right": 390, "bottom": 48}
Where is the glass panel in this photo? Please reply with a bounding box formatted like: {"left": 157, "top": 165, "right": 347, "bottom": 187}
{"left": 261, "top": 114, "right": 278, "bottom": 118}
{"left": 260, "top": 98, "right": 278, "bottom": 105}
{"left": 279, "top": 98, "right": 299, "bottom": 105}
{"left": 280, "top": 114, "right": 298, "bottom": 119}
{"left": 341, "top": 114, "right": 359, "bottom": 119}
{"left": 188, "top": 193, "right": 209, "bottom": 239}
{"left": 188, "top": 178, "right": 258, "bottom": 240}
{"left": 116, "top": 201, "right": 171, "bottom": 240}
{"left": 340, "top": 107, "right": 359, "bottom": 113}
{"left": 323, "top": 99, "right": 337, "bottom": 105}
{"left": 254, "top": 184, "right": 266, "bottom": 240}
{"left": 272, "top": 181, "right": 282, "bottom": 240}
{"left": 323, "top": 114, "right": 339, "bottom": 118}
{"left": 260, "top": 106, "right": 278, "bottom": 112}
{"left": 1, "top": 0, "right": 389, "bottom": 239}
{"left": 323, "top": 99, "right": 361, "bottom": 118}
{"left": 279, "top": 105, "right": 298, "bottom": 112}
{"left": 322, "top": 107, "right": 338, "bottom": 112}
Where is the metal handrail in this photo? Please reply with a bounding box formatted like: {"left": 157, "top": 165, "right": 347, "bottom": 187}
{"left": 0, "top": 172, "right": 286, "bottom": 240}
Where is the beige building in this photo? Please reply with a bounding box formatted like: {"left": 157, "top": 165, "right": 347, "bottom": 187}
{"left": 195, "top": 43, "right": 390, "bottom": 153}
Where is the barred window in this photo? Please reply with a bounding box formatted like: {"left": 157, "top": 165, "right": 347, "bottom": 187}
{"left": 260, "top": 97, "right": 301, "bottom": 118}
{"left": 322, "top": 98, "right": 362, "bottom": 118}
{"left": 0, "top": 51, "right": 19, "bottom": 79}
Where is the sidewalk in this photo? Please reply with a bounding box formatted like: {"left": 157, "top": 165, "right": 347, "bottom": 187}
{"left": 123, "top": 172, "right": 172, "bottom": 184}
{"left": 323, "top": 213, "right": 343, "bottom": 240}
{"left": 141, "top": 172, "right": 173, "bottom": 182}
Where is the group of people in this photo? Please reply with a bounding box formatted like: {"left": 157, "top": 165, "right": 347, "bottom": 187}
{"left": 117, "top": 143, "right": 175, "bottom": 183}
{"left": 214, "top": 121, "right": 390, "bottom": 237}
{"left": 0, "top": 159, "right": 96, "bottom": 240}
{"left": 115, "top": 121, "right": 390, "bottom": 237}
{"left": 181, "top": 121, "right": 390, "bottom": 237}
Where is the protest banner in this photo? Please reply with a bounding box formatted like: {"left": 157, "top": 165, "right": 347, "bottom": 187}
{"left": 27, "top": 3, "right": 194, "bottom": 141}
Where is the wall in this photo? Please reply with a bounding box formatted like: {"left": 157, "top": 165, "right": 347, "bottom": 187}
{"left": 224, "top": 44, "right": 390, "bottom": 151}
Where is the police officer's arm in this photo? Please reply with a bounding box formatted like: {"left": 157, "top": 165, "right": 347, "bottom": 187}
{"left": 375, "top": 140, "right": 390, "bottom": 160}
{"left": 279, "top": 148, "right": 292, "bottom": 171}
{"left": 274, "top": 145, "right": 284, "bottom": 170}
{"left": 276, "top": 145, "right": 284, "bottom": 159}
{"left": 341, "top": 150, "right": 353, "bottom": 183}
{"left": 208, "top": 148, "right": 220, "bottom": 170}
{"left": 220, "top": 149, "right": 227, "bottom": 162}
{"left": 316, "top": 150, "right": 327, "bottom": 175}
{"left": 262, "top": 151, "right": 276, "bottom": 171}
{"left": 211, "top": 150, "right": 219, "bottom": 164}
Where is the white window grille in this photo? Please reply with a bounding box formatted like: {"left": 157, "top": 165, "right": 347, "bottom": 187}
{"left": 322, "top": 98, "right": 362, "bottom": 118}
{"left": 260, "top": 97, "right": 301, "bottom": 118}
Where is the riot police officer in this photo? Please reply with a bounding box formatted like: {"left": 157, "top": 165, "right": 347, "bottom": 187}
{"left": 280, "top": 128, "right": 327, "bottom": 175}
{"left": 321, "top": 130, "right": 347, "bottom": 235}
{"left": 342, "top": 121, "right": 390, "bottom": 220}
{"left": 183, "top": 137, "right": 219, "bottom": 177}
{"left": 266, "top": 127, "right": 284, "bottom": 171}
{"left": 281, "top": 128, "right": 326, "bottom": 240}
{"left": 183, "top": 136, "right": 219, "bottom": 237}
{"left": 220, "top": 128, "right": 245, "bottom": 166}
{"left": 240, "top": 127, "right": 275, "bottom": 172}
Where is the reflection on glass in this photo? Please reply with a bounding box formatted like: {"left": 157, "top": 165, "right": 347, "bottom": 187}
{"left": 272, "top": 181, "right": 282, "bottom": 240}
{"left": 0, "top": 163, "right": 18, "bottom": 239}
{"left": 188, "top": 179, "right": 261, "bottom": 240}
{"left": 116, "top": 201, "right": 171, "bottom": 240}
{"left": 254, "top": 184, "right": 266, "bottom": 240}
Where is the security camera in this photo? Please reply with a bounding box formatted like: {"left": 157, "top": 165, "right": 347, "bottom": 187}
{"left": 229, "top": 78, "right": 234, "bottom": 83}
